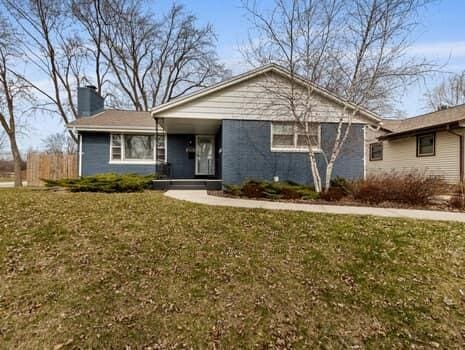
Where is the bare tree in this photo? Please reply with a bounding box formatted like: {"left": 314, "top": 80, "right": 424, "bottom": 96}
{"left": 0, "top": 130, "right": 6, "bottom": 152}
{"left": 72, "top": 0, "right": 227, "bottom": 111}
{"left": 0, "top": 16, "right": 31, "bottom": 187}
{"left": 243, "top": 0, "right": 434, "bottom": 192}
{"left": 42, "top": 131, "right": 77, "bottom": 154}
{"left": 424, "top": 71, "right": 465, "bottom": 111}
{"left": 3, "top": 0, "right": 93, "bottom": 142}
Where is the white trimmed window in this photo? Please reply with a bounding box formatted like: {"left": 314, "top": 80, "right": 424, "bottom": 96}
{"left": 369, "top": 142, "right": 383, "bottom": 161}
{"left": 271, "top": 122, "right": 320, "bottom": 151}
{"left": 110, "top": 133, "right": 166, "bottom": 163}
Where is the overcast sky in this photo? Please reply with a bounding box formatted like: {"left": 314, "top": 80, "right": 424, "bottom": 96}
{"left": 17, "top": 0, "right": 465, "bottom": 152}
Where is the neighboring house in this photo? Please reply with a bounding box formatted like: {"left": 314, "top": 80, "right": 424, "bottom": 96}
{"left": 68, "top": 64, "right": 381, "bottom": 189}
{"left": 367, "top": 104, "right": 465, "bottom": 184}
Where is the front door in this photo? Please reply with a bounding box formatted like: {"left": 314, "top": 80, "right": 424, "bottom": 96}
{"left": 195, "top": 135, "right": 215, "bottom": 176}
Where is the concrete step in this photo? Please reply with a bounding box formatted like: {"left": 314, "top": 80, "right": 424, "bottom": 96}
{"left": 152, "top": 179, "right": 222, "bottom": 190}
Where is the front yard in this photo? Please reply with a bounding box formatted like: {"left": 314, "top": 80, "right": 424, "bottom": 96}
{"left": 1, "top": 190, "right": 465, "bottom": 348}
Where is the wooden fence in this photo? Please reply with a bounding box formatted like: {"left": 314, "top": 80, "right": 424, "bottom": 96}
{"left": 27, "top": 152, "right": 78, "bottom": 186}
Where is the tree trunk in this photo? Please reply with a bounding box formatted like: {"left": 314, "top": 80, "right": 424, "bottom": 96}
{"left": 324, "top": 161, "right": 335, "bottom": 192}
{"left": 308, "top": 151, "right": 322, "bottom": 193}
{"left": 9, "top": 133, "right": 22, "bottom": 187}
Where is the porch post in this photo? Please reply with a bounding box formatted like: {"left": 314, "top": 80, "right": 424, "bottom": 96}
{"left": 155, "top": 116, "right": 159, "bottom": 176}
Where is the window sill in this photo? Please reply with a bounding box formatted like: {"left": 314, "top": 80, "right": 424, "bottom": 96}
{"left": 109, "top": 160, "right": 160, "bottom": 165}
{"left": 271, "top": 148, "right": 322, "bottom": 153}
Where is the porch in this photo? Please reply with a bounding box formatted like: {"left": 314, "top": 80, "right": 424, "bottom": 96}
{"left": 154, "top": 116, "right": 223, "bottom": 189}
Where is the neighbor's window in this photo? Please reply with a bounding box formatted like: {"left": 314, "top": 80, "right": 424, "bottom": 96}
{"left": 111, "top": 133, "right": 166, "bottom": 162}
{"left": 417, "top": 133, "right": 435, "bottom": 157}
{"left": 272, "top": 122, "right": 320, "bottom": 150}
{"left": 369, "top": 142, "right": 383, "bottom": 161}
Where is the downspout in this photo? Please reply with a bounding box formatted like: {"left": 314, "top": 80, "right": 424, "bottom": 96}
{"left": 73, "top": 127, "right": 82, "bottom": 178}
{"left": 448, "top": 128, "right": 464, "bottom": 182}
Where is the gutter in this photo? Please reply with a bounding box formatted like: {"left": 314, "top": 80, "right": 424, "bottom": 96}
{"left": 448, "top": 128, "right": 464, "bottom": 183}
{"left": 379, "top": 121, "right": 461, "bottom": 141}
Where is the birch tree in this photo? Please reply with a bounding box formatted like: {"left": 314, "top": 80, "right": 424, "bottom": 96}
{"left": 3, "top": 0, "right": 89, "bottom": 142}
{"left": 243, "top": 0, "right": 434, "bottom": 192}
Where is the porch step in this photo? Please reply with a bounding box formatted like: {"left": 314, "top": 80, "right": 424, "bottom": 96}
{"left": 152, "top": 179, "right": 222, "bottom": 191}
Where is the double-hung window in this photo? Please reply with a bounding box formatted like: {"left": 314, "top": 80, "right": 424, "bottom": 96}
{"left": 110, "top": 133, "right": 166, "bottom": 163}
{"left": 271, "top": 122, "right": 320, "bottom": 151}
{"left": 369, "top": 142, "right": 383, "bottom": 161}
{"left": 416, "top": 133, "right": 435, "bottom": 157}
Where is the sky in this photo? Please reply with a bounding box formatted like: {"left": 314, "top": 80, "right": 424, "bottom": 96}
{"left": 15, "top": 0, "right": 465, "bottom": 152}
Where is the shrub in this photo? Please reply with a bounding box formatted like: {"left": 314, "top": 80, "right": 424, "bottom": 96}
{"left": 352, "top": 182, "right": 384, "bottom": 204}
{"left": 224, "top": 184, "right": 242, "bottom": 196}
{"left": 330, "top": 177, "right": 352, "bottom": 195}
{"left": 297, "top": 188, "right": 319, "bottom": 200}
{"left": 231, "top": 180, "right": 319, "bottom": 201}
{"left": 241, "top": 180, "right": 268, "bottom": 198}
{"left": 320, "top": 186, "right": 346, "bottom": 202}
{"left": 44, "top": 173, "right": 154, "bottom": 193}
{"left": 450, "top": 182, "right": 465, "bottom": 210}
{"left": 352, "top": 172, "right": 445, "bottom": 205}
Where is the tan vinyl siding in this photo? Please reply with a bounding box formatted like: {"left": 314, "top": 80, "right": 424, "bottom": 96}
{"left": 366, "top": 129, "right": 463, "bottom": 183}
{"left": 156, "top": 72, "right": 373, "bottom": 124}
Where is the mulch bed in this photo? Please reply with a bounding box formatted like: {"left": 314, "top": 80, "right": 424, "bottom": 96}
{"left": 208, "top": 190, "right": 463, "bottom": 213}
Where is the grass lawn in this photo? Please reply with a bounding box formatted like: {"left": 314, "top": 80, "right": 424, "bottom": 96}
{"left": 1, "top": 190, "right": 465, "bottom": 348}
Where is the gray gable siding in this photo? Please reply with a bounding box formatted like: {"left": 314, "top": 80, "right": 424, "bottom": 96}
{"left": 81, "top": 132, "right": 156, "bottom": 176}
{"left": 221, "top": 120, "right": 364, "bottom": 185}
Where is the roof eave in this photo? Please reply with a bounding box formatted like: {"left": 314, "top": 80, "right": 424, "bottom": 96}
{"left": 379, "top": 120, "right": 465, "bottom": 140}
{"left": 67, "top": 125, "right": 160, "bottom": 132}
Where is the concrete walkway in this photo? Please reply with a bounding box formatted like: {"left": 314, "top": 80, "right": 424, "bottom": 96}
{"left": 165, "top": 190, "right": 465, "bottom": 223}
{"left": 0, "top": 181, "right": 27, "bottom": 188}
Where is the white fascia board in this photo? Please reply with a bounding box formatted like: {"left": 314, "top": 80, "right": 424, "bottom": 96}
{"left": 66, "top": 125, "right": 163, "bottom": 133}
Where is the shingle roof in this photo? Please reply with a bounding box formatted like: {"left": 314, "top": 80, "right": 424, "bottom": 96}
{"left": 68, "top": 109, "right": 154, "bottom": 130}
{"left": 380, "top": 103, "right": 465, "bottom": 137}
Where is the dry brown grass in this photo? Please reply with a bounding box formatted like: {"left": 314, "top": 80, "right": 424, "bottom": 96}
{"left": 1, "top": 189, "right": 465, "bottom": 348}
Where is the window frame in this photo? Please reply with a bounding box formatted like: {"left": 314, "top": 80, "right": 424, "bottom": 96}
{"left": 416, "top": 132, "right": 436, "bottom": 157}
{"left": 271, "top": 122, "right": 321, "bottom": 152}
{"left": 109, "top": 133, "right": 167, "bottom": 164}
{"left": 369, "top": 142, "right": 383, "bottom": 161}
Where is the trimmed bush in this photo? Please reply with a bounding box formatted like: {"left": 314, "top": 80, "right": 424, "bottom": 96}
{"left": 223, "top": 184, "right": 242, "bottom": 196}
{"left": 352, "top": 172, "right": 445, "bottom": 205}
{"left": 227, "top": 180, "right": 319, "bottom": 201}
{"left": 44, "top": 173, "right": 155, "bottom": 193}
{"left": 241, "top": 180, "right": 268, "bottom": 198}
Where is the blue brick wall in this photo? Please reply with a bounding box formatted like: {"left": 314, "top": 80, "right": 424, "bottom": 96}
{"left": 167, "top": 133, "right": 222, "bottom": 179}
{"left": 221, "top": 120, "right": 364, "bottom": 185}
{"left": 81, "top": 122, "right": 363, "bottom": 183}
{"left": 80, "top": 132, "right": 156, "bottom": 176}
